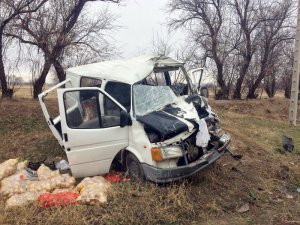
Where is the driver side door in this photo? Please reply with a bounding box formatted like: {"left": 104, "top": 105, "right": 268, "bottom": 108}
{"left": 57, "top": 87, "right": 129, "bottom": 178}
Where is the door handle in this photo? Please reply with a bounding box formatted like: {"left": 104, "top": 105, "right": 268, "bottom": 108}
{"left": 63, "top": 133, "right": 68, "bottom": 142}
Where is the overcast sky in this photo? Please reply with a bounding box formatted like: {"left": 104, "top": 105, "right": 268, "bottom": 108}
{"left": 11, "top": 0, "right": 185, "bottom": 81}
{"left": 93, "top": 0, "right": 184, "bottom": 58}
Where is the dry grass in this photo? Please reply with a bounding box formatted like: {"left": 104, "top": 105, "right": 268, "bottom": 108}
{"left": 12, "top": 85, "right": 57, "bottom": 99}
{"left": 0, "top": 93, "right": 299, "bottom": 225}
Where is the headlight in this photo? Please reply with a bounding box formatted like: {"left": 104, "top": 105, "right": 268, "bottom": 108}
{"left": 160, "top": 146, "right": 183, "bottom": 159}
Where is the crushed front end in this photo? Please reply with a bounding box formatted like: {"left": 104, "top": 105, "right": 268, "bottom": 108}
{"left": 135, "top": 91, "right": 230, "bottom": 183}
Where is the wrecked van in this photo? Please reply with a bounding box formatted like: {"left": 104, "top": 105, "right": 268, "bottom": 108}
{"left": 39, "top": 55, "right": 230, "bottom": 183}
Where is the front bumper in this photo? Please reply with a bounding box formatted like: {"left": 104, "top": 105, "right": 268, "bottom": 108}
{"left": 142, "top": 139, "right": 230, "bottom": 183}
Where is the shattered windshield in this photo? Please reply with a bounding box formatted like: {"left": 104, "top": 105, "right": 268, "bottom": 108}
{"left": 133, "top": 85, "right": 177, "bottom": 116}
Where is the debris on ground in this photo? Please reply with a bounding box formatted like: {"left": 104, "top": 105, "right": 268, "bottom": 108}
{"left": 104, "top": 171, "right": 129, "bottom": 183}
{"left": 226, "top": 147, "right": 243, "bottom": 160}
{"left": 38, "top": 192, "right": 79, "bottom": 207}
{"left": 0, "top": 159, "right": 127, "bottom": 208}
{"left": 279, "top": 135, "right": 294, "bottom": 153}
{"left": 1, "top": 166, "right": 33, "bottom": 183}
{"left": 248, "top": 191, "right": 257, "bottom": 201}
{"left": 0, "top": 159, "right": 94, "bottom": 208}
{"left": 76, "top": 176, "right": 111, "bottom": 205}
{"left": 237, "top": 203, "right": 250, "bottom": 213}
{"left": 286, "top": 194, "right": 294, "bottom": 199}
{"left": 37, "top": 164, "right": 60, "bottom": 180}
{"left": 0, "top": 159, "right": 18, "bottom": 181}
{"left": 0, "top": 172, "right": 75, "bottom": 198}
{"left": 28, "top": 159, "right": 56, "bottom": 171}
{"left": 17, "top": 161, "right": 28, "bottom": 171}
{"left": 231, "top": 166, "right": 240, "bottom": 172}
{"left": 52, "top": 188, "right": 74, "bottom": 194}
{"left": 55, "top": 160, "right": 69, "bottom": 171}
{"left": 277, "top": 165, "right": 290, "bottom": 180}
{"left": 6, "top": 191, "right": 45, "bottom": 209}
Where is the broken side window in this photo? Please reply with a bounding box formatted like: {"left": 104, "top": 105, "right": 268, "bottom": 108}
{"left": 142, "top": 67, "right": 190, "bottom": 96}
{"left": 145, "top": 72, "right": 167, "bottom": 86}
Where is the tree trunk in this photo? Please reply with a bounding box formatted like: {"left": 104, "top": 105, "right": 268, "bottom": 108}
{"left": 233, "top": 78, "right": 243, "bottom": 99}
{"left": 247, "top": 71, "right": 265, "bottom": 99}
{"left": 0, "top": 29, "right": 11, "bottom": 98}
{"left": 232, "top": 0, "right": 254, "bottom": 100}
{"left": 215, "top": 62, "right": 229, "bottom": 99}
{"left": 33, "top": 59, "right": 52, "bottom": 98}
{"left": 212, "top": 38, "right": 228, "bottom": 99}
{"left": 53, "top": 60, "right": 65, "bottom": 82}
{"left": 247, "top": 45, "right": 270, "bottom": 99}
{"left": 270, "top": 75, "right": 276, "bottom": 98}
{"left": 233, "top": 56, "right": 252, "bottom": 99}
{"left": 233, "top": 68, "right": 247, "bottom": 99}
{"left": 265, "top": 78, "right": 271, "bottom": 98}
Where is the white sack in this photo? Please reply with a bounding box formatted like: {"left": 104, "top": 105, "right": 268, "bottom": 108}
{"left": 196, "top": 119, "right": 210, "bottom": 148}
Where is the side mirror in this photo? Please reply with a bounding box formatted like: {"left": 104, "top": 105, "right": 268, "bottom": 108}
{"left": 120, "top": 110, "right": 132, "bottom": 128}
{"left": 200, "top": 86, "right": 209, "bottom": 98}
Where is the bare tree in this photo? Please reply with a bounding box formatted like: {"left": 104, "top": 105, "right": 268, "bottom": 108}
{"left": 9, "top": 0, "right": 120, "bottom": 98}
{"left": 167, "top": 0, "right": 296, "bottom": 99}
{"left": 264, "top": 48, "right": 281, "bottom": 98}
{"left": 246, "top": 0, "right": 295, "bottom": 99}
{"left": 0, "top": 57, "right": 24, "bottom": 95}
{"left": 0, "top": 0, "right": 47, "bottom": 98}
{"left": 261, "top": 40, "right": 293, "bottom": 98}
{"left": 151, "top": 31, "right": 172, "bottom": 56}
{"left": 280, "top": 42, "right": 294, "bottom": 98}
{"left": 168, "top": 0, "right": 240, "bottom": 99}
{"left": 230, "top": 0, "right": 261, "bottom": 99}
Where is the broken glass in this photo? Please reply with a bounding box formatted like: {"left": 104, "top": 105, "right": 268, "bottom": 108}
{"left": 133, "top": 85, "right": 177, "bottom": 116}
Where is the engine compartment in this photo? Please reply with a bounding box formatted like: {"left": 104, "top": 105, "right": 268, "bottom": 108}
{"left": 137, "top": 94, "right": 227, "bottom": 165}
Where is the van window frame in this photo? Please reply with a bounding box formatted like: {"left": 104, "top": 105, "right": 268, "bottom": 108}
{"left": 80, "top": 76, "right": 102, "bottom": 88}
{"left": 63, "top": 90, "right": 102, "bottom": 129}
{"left": 104, "top": 81, "right": 131, "bottom": 113}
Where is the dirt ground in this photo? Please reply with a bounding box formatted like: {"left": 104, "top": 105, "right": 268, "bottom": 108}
{"left": 0, "top": 94, "right": 299, "bottom": 225}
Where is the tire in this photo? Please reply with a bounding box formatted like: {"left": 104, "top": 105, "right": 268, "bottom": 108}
{"left": 126, "top": 153, "right": 145, "bottom": 181}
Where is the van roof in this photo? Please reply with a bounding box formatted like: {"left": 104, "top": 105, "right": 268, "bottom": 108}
{"left": 66, "top": 55, "right": 184, "bottom": 84}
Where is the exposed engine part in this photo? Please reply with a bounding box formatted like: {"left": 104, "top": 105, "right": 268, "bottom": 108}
{"left": 184, "top": 140, "right": 201, "bottom": 162}
{"left": 227, "top": 146, "right": 243, "bottom": 160}
{"left": 177, "top": 134, "right": 204, "bottom": 165}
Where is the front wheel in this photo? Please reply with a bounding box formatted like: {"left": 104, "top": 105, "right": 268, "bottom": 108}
{"left": 126, "top": 153, "right": 145, "bottom": 181}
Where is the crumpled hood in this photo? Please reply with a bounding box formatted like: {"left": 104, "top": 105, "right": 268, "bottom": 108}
{"left": 136, "top": 96, "right": 210, "bottom": 141}
{"left": 163, "top": 97, "right": 200, "bottom": 120}
{"left": 136, "top": 110, "right": 192, "bottom": 140}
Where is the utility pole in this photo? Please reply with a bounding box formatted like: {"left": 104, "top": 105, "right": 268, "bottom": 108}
{"left": 289, "top": 0, "right": 300, "bottom": 125}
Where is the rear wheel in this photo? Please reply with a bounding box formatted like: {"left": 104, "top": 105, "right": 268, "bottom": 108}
{"left": 126, "top": 153, "right": 145, "bottom": 181}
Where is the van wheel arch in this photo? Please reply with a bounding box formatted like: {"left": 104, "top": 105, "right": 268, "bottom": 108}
{"left": 111, "top": 149, "right": 138, "bottom": 171}
{"left": 125, "top": 152, "right": 145, "bottom": 180}
{"left": 120, "top": 149, "right": 143, "bottom": 166}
